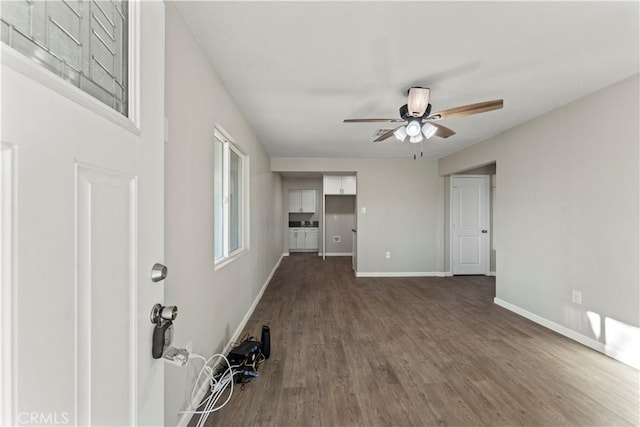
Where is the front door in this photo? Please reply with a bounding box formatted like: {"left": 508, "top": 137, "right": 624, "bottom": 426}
{"left": 0, "top": 2, "right": 165, "bottom": 425}
{"left": 451, "top": 175, "right": 490, "bottom": 275}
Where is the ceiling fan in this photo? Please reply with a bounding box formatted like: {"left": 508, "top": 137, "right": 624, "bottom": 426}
{"left": 343, "top": 87, "right": 503, "bottom": 143}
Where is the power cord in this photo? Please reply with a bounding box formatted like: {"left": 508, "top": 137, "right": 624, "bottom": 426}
{"left": 178, "top": 353, "right": 239, "bottom": 427}
{"left": 179, "top": 333, "right": 267, "bottom": 425}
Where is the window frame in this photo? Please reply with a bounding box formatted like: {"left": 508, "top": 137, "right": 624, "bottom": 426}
{"left": 214, "top": 127, "right": 250, "bottom": 269}
{"left": 0, "top": 1, "right": 140, "bottom": 133}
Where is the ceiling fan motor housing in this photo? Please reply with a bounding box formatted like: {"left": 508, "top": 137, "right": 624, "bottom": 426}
{"left": 399, "top": 103, "right": 431, "bottom": 120}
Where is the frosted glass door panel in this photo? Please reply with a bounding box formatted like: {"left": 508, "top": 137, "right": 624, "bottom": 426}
{"left": 1, "top": 1, "right": 129, "bottom": 115}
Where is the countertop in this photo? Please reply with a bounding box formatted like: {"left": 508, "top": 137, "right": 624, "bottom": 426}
{"left": 289, "top": 221, "right": 319, "bottom": 228}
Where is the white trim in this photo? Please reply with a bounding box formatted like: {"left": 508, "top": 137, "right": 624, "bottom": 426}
{"left": 177, "top": 254, "right": 284, "bottom": 427}
{"left": 283, "top": 252, "right": 290, "bottom": 257}
{"left": 128, "top": 0, "right": 141, "bottom": 129}
{"left": 0, "top": 143, "right": 17, "bottom": 426}
{"left": 213, "top": 128, "right": 249, "bottom": 269}
{"left": 74, "top": 163, "right": 138, "bottom": 425}
{"left": 128, "top": 176, "right": 138, "bottom": 427}
{"left": 488, "top": 271, "right": 496, "bottom": 277}
{"left": 494, "top": 298, "right": 640, "bottom": 370}
{"left": 323, "top": 252, "right": 353, "bottom": 256}
{"left": 213, "top": 248, "right": 248, "bottom": 270}
{"left": 356, "top": 271, "right": 450, "bottom": 278}
{"left": 0, "top": 44, "right": 140, "bottom": 136}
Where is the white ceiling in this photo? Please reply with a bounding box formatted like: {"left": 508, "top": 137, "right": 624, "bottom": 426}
{"left": 174, "top": 1, "right": 639, "bottom": 160}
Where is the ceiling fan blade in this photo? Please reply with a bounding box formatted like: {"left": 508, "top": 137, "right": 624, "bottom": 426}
{"left": 427, "top": 99, "right": 503, "bottom": 120}
{"left": 407, "top": 87, "right": 430, "bottom": 117}
{"left": 429, "top": 122, "right": 456, "bottom": 138}
{"left": 373, "top": 126, "right": 402, "bottom": 142}
{"left": 343, "top": 118, "right": 405, "bottom": 123}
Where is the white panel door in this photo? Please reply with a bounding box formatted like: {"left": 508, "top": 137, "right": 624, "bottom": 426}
{"left": 451, "top": 176, "right": 490, "bottom": 275}
{"left": 0, "top": 2, "right": 165, "bottom": 426}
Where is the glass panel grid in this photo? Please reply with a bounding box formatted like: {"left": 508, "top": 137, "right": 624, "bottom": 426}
{"left": 1, "top": 0, "right": 129, "bottom": 116}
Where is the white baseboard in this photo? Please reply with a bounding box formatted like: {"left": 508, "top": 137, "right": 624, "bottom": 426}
{"left": 356, "top": 271, "right": 450, "bottom": 278}
{"left": 283, "top": 252, "right": 289, "bottom": 256}
{"left": 323, "top": 252, "right": 353, "bottom": 256}
{"left": 177, "top": 254, "right": 284, "bottom": 427}
{"left": 488, "top": 271, "right": 496, "bottom": 277}
{"left": 494, "top": 298, "right": 639, "bottom": 370}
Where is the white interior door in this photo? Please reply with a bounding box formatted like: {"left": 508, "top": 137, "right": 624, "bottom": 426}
{"left": 0, "top": 2, "right": 165, "bottom": 426}
{"left": 451, "top": 175, "right": 490, "bottom": 275}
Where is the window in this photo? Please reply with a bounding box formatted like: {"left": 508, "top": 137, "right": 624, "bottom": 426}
{"left": 214, "top": 129, "right": 248, "bottom": 266}
{"left": 0, "top": 1, "right": 129, "bottom": 116}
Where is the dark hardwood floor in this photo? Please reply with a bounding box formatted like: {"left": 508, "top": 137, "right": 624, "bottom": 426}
{"left": 200, "top": 254, "right": 639, "bottom": 426}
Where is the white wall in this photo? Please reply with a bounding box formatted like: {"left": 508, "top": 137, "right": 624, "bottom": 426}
{"left": 325, "top": 195, "right": 356, "bottom": 254}
{"left": 440, "top": 74, "right": 640, "bottom": 367}
{"left": 164, "top": 4, "right": 283, "bottom": 425}
{"left": 272, "top": 158, "right": 445, "bottom": 275}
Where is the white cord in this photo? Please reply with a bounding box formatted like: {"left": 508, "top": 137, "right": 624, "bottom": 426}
{"left": 179, "top": 352, "right": 238, "bottom": 426}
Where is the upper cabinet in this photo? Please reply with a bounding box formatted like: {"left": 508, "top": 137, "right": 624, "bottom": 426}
{"left": 288, "top": 189, "right": 316, "bottom": 213}
{"left": 324, "top": 175, "right": 357, "bottom": 195}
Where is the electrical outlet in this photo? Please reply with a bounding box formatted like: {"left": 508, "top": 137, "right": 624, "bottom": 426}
{"left": 333, "top": 235, "right": 341, "bottom": 242}
{"left": 572, "top": 290, "right": 582, "bottom": 305}
{"left": 361, "top": 207, "right": 366, "bottom": 214}
{"left": 385, "top": 251, "right": 391, "bottom": 259}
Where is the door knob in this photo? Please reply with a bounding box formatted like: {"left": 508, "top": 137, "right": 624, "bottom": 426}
{"left": 481, "top": 230, "right": 488, "bottom": 233}
{"left": 150, "top": 303, "right": 178, "bottom": 324}
{"left": 151, "top": 263, "right": 168, "bottom": 282}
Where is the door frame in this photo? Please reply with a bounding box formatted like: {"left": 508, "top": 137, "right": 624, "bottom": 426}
{"left": 449, "top": 174, "right": 491, "bottom": 275}
{"left": 1, "top": 142, "right": 17, "bottom": 426}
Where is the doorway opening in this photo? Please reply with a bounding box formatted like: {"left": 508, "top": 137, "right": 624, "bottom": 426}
{"left": 446, "top": 163, "right": 496, "bottom": 277}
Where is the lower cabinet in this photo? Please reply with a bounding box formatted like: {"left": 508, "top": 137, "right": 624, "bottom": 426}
{"left": 305, "top": 229, "right": 318, "bottom": 250}
{"left": 289, "top": 228, "right": 319, "bottom": 251}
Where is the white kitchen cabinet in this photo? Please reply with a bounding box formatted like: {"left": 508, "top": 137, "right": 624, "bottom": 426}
{"left": 301, "top": 190, "right": 316, "bottom": 212}
{"left": 323, "top": 176, "right": 342, "bottom": 195}
{"left": 288, "top": 189, "right": 316, "bottom": 213}
{"left": 289, "top": 228, "right": 319, "bottom": 251}
{"left": 289, "top": 229, "right": 305, "bottom": 249}
{"left": 323, "top": 175, "right": 356, "bottom": 195}
{"left": 304, "top": 229, "right": 319, "bottom": 250}
{"left": 341, "top": 176, "right": 357, "bottom": 194}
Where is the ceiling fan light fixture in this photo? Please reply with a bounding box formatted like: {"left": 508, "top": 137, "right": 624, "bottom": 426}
{"left": 393, "top": 126, "right": 408, "bottom": 141}
{"left": 409, "top": 133, "right": 423, "bottom": 144}
{"left": 405, "top": 120, "right": 422, "bottom": 137}
{"left": 407, "top": 87, "right": 430, "bottom": 117}
{"left": 422, "top": 122, "right": 437, "bottom": 139}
